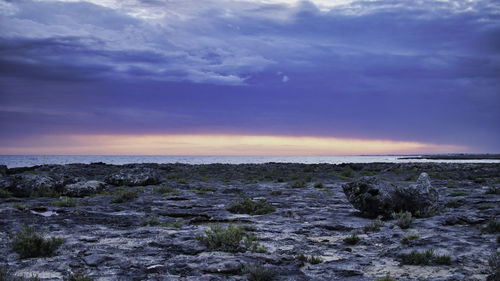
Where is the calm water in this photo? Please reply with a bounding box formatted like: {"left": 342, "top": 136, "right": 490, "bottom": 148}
{"left": 1, "top": 155, "right": 499, "bottom": 168}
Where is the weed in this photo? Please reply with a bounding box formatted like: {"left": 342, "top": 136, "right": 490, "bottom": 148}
{"left": 287, "top": 180, "right": 307, "bottom": 188}
{"left": 484, "top": 218, "right": 500, "bottom": 234}
{"left": 296, "top": 254, "right": 323, "bottom": 264}
{"left": 177, "top": 178, "right": 188, "bottom": 184}
{"left": 363, "top": 217, "right": 384, "bottom": 232}
{"left": 244, "top": 264, "right": 275, "bottom": 281}
{"left": 488, "top": 252, "right": 500, "bottom": 281}
{"left": 65, "top": 272, "right": 93, "bottom": 281}
{"left": 190, "top": 187, "right": 216, "bottom": 194}
{"left": 479, "top": 204, "right": 494, "bottom": 210}
{"left": 400, "top": 249, "right": 451, "bottom": 265}
{"left": 0, "top": 265, "right": 40, "bottom": 281}
{"left": 111, "top": 187, "right": 138, "bottom": 203}
{"left": 314, "top": 182, "right": 324, "bottom": 188}
{"left": 12, "top": 226, "right": 65, "bottom": 258}
{"left": 140, "top": 215, "right": 161, "bottom": 226}
{"left": 401, "top": 233, "right": 420, "bottom": 244}
{"left": 52, "top": 197, "right": 77, "bottom": 207}
{"left": 162, "top": 219, "right": 183, "bottom": 228}
{"left": 376, "top": 272, "right": 397, "bottom": 281}
{"left": 393, "top": 211, "right": 414, "bottom": 229}
{"left": 486, "top": 187, "right": 500, "bottom": 195}
{"left": 446, "top": 199, "right": 463, "bottom": 208}
{"left": 226, "top": 198, "right": 275, "bottom": 215}
{"left": 448, "top": 191, "right": 468, "bottom": 197}
{"left": 153, "top": 186, "right": 179, "bottom": 196}
{"left": 0, "top": 189, "right": 12, "bottom": 198}
{"left": 195, "top": 224, "right": 264, "bottom": 253}
{"left": 343, "top": 233, "right": 360, "bottom": 245}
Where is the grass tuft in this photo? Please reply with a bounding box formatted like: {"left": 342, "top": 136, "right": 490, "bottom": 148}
{"left": 12, "top": 226, "right": 64, "bottom": 259}
{"left": 401, "top": 233, "right": 420, "bottom": 244}
{"left": 401, "top": 249, "right": 451, "bottom": 265}
{"left": 65, "top": 272, "right": 93, "bottom": 281}
{"left": 140, "top": 215, "right": 161, "bottom": 226}
{"left": 153, "top": 186, "right": 179, "bottom": 196}
{"left": 343, "top": 233, "right": 360, "bottom": 245}
{"left": 376, "top": 272, "right": 397, "bottom": 281}
{"left": 111, "top": 187, "right": 138, "bottom": 203}
{"left": 393, "top": 211, "right": 414, "bottom": 229}
{"left": 226, "top": 198, "right": 275, "bottom": 215}
{"left": 52, "top": 197, "right": 77, "bottom": 207}
{"left": 363, "top": 217, "right": 384, "bottom": 232}
{"left": 244, "top": 264, "right": 275, "bottom": 281}
{"left": 195, "top": 224, "right": 264, "bottom": 253}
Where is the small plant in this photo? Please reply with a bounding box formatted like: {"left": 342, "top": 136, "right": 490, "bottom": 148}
{"left": 376, "top": 272, "right": 397, "bottom": 281}
{"left": 488, "top": 252, "right": 500, "bottom": 281}
{"left": 287, "top": 180, "right": 307, "bottom": 188}
{"left": 177, "top": 178, "right": 188, "bottom": 184}
{"left": 446, "top": 199, "right": 463, "bottom": 208}
{"left": 226, "top": 198, "right": 275, "bottom": 215}
{"left": 140, "top": 215, "right": 161, "bottom": 226}
{"left": 153, "top": 186, "right": 179, "bottom": 196}
{"left": 31, "top": 186, "right": 60, "bottom": 198}
{"left": 484, "top": 218, "right": 500, "bottom": 234}
{"left": 111, "top": 187, "right": 138, "bottom": 203}
{"left": 65, "top": 272, "right": 93, "bottom": 281}
{"left": 486, "top": 186, "right": 500, "bottom": 195}
{"left": 190, "top": 187, "right": 216, "bottom": 194}
{"left": 244, "top": 264, "right": 275, "bottom": 281}
{"left": 0, "top": 265, "right": 40, "bottom": 281}
{"left": 195, "top": 224, "right": 264, "bottom": 253}
{"left": 0, "top": 188, "right": 12, "bottom": 198}
{"left": 393, "top": 211, "right": 414, "bottom": 229}
{"left": 401, "top": 233, "right": 420, "bottom": 244}
{"left": 363, "top": 217, "right": 384, "bottom": 232}
{"left": 448, "top": 191, "right": 468, "bottom": 197}
{"left": 343, "top": 233, "right": 360, "bottom": 245}
{"left": 162, "top": 219, "right": 184, "bottom": 228}
{"left": 314, "top": 182, "right": 324, "bottom": 188}
{"left": 12, "top": 226, "right": 65, "bottom": 258}
{"left": 52, "top": 197, "right": 77, "bottom": 207}
{"left": 296, "top": 254, "right": 323, "bottom": 264}
{"left": 400, "top": 249, "right": 451, "bottom": 265}
{"left": 479, "top": 204, "right": 494, "bottom": 210}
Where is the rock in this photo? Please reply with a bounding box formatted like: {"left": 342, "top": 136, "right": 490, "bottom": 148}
{"left": 204, "top": 260, "right": 242, "bottom": 274}
{"left": 83, "top": 254, "right": 111, "bottom": 267}
{"left": 9, "top": 174, "right": 57, "bottom": 197}
{"left": 106, "top": 168, "right": 160, "bottom": 186}
{"left": 0, "top": 165, "right": 7, "bottom": 176}
{"left": 64, "top": 180, "right": 106, "bottom": 197}
{"left": 342, "top": 172, "right": 438, "bottom": 218}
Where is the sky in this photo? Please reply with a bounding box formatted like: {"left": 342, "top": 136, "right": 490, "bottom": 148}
{"left": 0, "top": 0, "right": 499, "bottom": 155}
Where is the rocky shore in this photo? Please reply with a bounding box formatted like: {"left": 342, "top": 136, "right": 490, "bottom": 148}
{"left": 0, "top": 162, "right": 499, "bottom": 280}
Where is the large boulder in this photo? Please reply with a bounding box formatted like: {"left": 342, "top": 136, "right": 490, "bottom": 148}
{"left": 106, "top": 168, "right": 161, "bottom": 186}
{"left": 64, "top": 180, "right": 106, "bottom": 197}
{"left": 9, "top": 174, "right": 58, "bottom": 197}
{"left": 342, "top": 173, "right": 438, "bottom": 218}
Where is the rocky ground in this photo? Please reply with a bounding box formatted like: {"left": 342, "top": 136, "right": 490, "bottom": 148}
{"left": 0, "top": 162, "right": 499, "bottom": 281}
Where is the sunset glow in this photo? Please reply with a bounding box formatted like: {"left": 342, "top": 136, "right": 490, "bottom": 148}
{"left": 0, "top": 134, "right": 465, "bottom": 155}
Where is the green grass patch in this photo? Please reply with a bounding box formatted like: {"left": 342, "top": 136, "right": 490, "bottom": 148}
{"left": 153, "top": 185, "right": 179, "bottom": 196}
{"left": 162, "top": 219, "right": 184, "bottom": 228}
{"left": 448, "top": 190, "right": 468, "bottom": 197}
{"left": 31, "top": 186, "right": 60, "bottom": 198}
{"left": 190, "top": 187, "right": 216, "bottom": 194}
{"left": 363, "top": 217, "right": 384, "bottom": 232}
{"left": 287, "top": 180, "right": 307, "bottom": 188}
{"left": 140, "top": 215, "right": 161, "bottom": 226}
{"left": 244, "top": 264, "right": 275, "bottom": 281}
{"left": 111, "top": 187, "right": 138, "bottom": 203}
{"left": 401, "top": 233, "right": 420, "bottom": 244}
{"left": 12, "top": 226, "right": 65, "bottom": 259}
{"left": 479, "top": 204, "right": 494, "bottom": 210}
{"left": 52, "top": 197, "right": 78, "bottom": 207}
{"left": 296, "top": 254, "right": 323, "bottom": 264}
{"left": 66, "top": 272, "right": 94, "bottom": 281}
{"left": 376, "top": 272, "right": 397, "bottom": 281}
{"left": 226, "top": 198, "right": 275, "bottom": 215}
{"left": 401, "top": 249, "right": 451, "bottom": 265}
{"left": 313, "top": 182, "right": 324, "bottom": 188}
{"left": 195, "top": 224, "right": 265, "bottom": 253}
{"left": 393, "top": 211, "right": 414, "bottom": 229}
{"left": 343, "top": 233, "right": 360, "bottom": 245}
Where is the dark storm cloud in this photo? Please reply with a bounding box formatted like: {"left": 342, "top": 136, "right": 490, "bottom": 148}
{"left": 0, "top": 0, "right": 499, "bottom": 152}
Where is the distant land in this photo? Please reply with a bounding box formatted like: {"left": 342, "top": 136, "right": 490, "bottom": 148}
{"left": 399, "top": 154, "right": 500, "bottom": 160}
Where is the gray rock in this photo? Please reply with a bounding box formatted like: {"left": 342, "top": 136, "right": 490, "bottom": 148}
{"left": 10, "top": 174, "right": 57, "bottom": 197}
{"left": 64, "top": 180, "right": 106, "bottom": 197}
{"left": 204, "top": 260, "right": 242, "bottom": 274}
{"left": 0, "top": 165, "right": 7, "bottom": 176}
{"left": 106, "top": 168, "right": 160, "bottom": 186}
{"left": 342, "top": 172, "right": 438, "bottom": 218}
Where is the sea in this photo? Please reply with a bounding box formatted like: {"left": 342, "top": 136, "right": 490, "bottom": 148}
{"left": 1, "top": 155, "right": 500, "bottom": 168}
